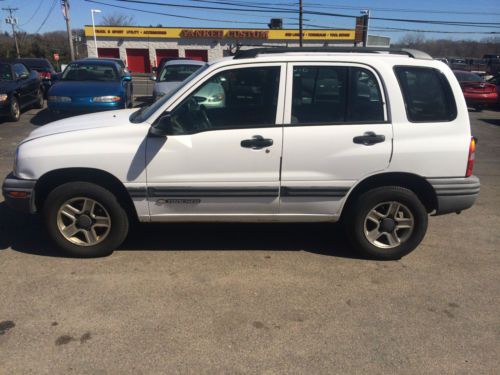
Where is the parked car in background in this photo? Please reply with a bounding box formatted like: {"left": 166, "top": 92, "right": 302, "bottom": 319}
{"left": 453, "top": 70, "right": 498, "bottom": 111}
{"left": 152, "top": 59, "right": 205, "bottom": 101}
{"left": 84, "top": 57, "right": 130, "bottom": 74}
{"left": 486, "top": 74, "right": 500, "bottom": 106}
{"left": 153, "top": 57, "right": 191, "bottom": 78}
{"left": 15, "top": 58, "right": 56, "bottom": 98}
{"left": 0, "top": 60, "right": 44, "bottom": 122}
{"left": 48, "top": 59, "right": 133, "bottom": 114}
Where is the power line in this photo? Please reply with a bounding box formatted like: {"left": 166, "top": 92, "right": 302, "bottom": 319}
{"left": 86, "top": 0, "right": 271, "bottom": 25}
{"left": 34, "top": 0, "right": 58, "bottom": 34}
{"left": 103, "top": 0, "right": 500, "bottom": 29}
{"left": 303, "top": 3, "right": 500, "bottom": 17}
{"left": 19, "top": 0, "right": 44, "bottom": 26}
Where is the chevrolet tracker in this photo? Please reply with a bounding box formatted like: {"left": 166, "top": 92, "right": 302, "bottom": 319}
{"left": 2, "top": 47, "right": 480, "bottom": 259}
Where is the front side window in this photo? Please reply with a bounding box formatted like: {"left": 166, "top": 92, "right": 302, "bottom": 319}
{"left": 395, "top": 66, "right": 457, "bottom": 122}
{"left": 62, "top": 63, "right": 118, "bottom": 81}
{"left": 159, "top": 64, "right": 202, "bottom": 82}
{"left": 291, "top": 66, "right": 384, "bottom": 124}
{"left": 13, "top": 64, "right": 29, "bottom": 79}
{"left": 0, "top": 64, "right": 12, "bottom": 81}
{"left": 164, "top": 66, "right": 280, "bottom": 134}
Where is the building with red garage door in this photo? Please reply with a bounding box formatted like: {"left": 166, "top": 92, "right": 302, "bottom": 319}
{"left": 85, "top": 26, "right": 389, "bottom": 73}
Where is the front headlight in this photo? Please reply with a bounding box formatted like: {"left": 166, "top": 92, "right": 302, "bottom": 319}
{"left": 0, "top": 94, "right": 8, "bottom": 102}
{"left": 92, "top": 96, "right": 121, "bottom": 103}
{"left": 49, "top": 96, "right": 72, "bottom": 102}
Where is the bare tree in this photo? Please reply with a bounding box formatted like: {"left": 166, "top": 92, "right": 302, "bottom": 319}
{"left": 100, "top": 14, "right": 135, "bottom": 27}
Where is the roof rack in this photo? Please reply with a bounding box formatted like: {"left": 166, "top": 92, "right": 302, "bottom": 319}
{"left": 233, "top": 47, "right": 432, "bottom": 60}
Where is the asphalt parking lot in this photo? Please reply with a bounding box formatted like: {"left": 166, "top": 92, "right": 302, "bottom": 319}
{"left": 0, "top": 103, "right": 499, "bottom": 374}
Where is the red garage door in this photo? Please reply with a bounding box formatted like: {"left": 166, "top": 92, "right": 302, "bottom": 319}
{"left": 155, "top": 49, "right": 179, "bottom": 67}
{"left": 185, "top": 49, "right": 208, "bottom": 62}
{"left": 126, "top": 49, "right": 151, "bottom": 73}
{"left": 97, "top": 48, "right": 120, "bottom": 59}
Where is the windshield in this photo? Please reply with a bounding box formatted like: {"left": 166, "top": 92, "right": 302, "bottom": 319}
{"left": 0, "top": 64, "right": 12, "bottom": 81}
{"left": 159, "top": 64, "right": 202, "bottom": 82}
{"left": 130, "top": 63, "right": 209, "bottom": 123}
{"left": 454, "top": 72, "right": 483, "bottom": 82}
{"left": 62, "top": 63, "right": 118, "bottom": 81}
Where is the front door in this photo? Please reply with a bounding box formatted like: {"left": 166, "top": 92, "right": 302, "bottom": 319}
{"left": 146, "top": 63, "right": 285, "bottom": 220}
{"left": 280, "top": 63, "right": 393, "bottom": 218}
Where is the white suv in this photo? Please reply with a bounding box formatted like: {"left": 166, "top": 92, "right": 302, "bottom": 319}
{"left": 2, "top": 47, "right": 480, "bottom": 260}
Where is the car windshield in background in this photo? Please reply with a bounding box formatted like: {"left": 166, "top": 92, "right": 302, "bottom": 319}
{"left": 159, "top": 64, "right": 201, "bottom": 82}
{"left": 0, "top": 64, "right": 12, "bottom": 81}
{"left": 130, "top": 63, "right": 209, "bottom": 123}
{"left": 62, "top": 63, "right": 118, "bottom": 81}
{"left": 454, "top": 72, "right": 483, "bottom": 82}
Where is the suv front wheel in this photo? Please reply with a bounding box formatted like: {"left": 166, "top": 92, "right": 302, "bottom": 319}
{"left": 346, "top": 186, "right": 428, "bottom": 260}
{"left": 43, "top": 182, "right": 129, "bottom": 257}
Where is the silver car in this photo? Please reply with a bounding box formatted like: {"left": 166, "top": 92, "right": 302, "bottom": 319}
{"left": 152, "top": 60, "right": 205, "bottom": 100}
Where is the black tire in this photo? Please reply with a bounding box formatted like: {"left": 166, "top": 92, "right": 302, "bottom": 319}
{"left": 34, "top": 89, "right": 44, "bottom": 109}
{"left": 345, "top": 186, "right": 428, "bottom": 260}
{"left": 8, "top": 97, "right": 20, "bottom": 122}
{"left": 43, "top": 182, "right": 129, "bottom": 257}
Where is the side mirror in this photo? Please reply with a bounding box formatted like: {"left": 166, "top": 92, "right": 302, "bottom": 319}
{"left": 122, "top": 75, "right": 132, "bottom": 82}
{"left": 149, "top": 75, "right": 157, "bottom": 82}
{"left": 18, "top": 73, "right": 29, "bottom": 80}
{"left": 149, "top": 114, "right": 172, "bottom": 137}
{"left": 51, "top": 73, "right": 59, "bottom": 81}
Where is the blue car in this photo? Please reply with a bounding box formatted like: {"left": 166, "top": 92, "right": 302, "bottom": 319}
{"left": 48, "top": 59, "right": 133, "bottom": 114}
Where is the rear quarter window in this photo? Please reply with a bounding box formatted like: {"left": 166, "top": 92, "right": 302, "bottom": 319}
{"left": 394, "top": 66, "right": 457, "bottom": 123}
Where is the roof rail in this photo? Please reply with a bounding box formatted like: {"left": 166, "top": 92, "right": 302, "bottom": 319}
{"left": 233, "top": 47, "right": 432, "bottom": 60}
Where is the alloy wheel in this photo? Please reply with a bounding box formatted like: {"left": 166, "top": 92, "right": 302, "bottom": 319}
{"left": 56, "top": 197, "right": 111, "bottom": 246}
{"left": 363, "top": 201, "right": 414, "bottom": 249}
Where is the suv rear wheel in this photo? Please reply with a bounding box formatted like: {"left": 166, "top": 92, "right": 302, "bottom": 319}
{"left": 43, "top": 182, "right": 129, "bottom": 257}
{"left": 346, "top": 186, "right": 428, "bottom": 260}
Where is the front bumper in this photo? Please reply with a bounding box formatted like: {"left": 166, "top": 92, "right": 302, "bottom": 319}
{"left": 48, "top": 100, "right": 124, "bottom": 113}
{"left": 2, "top": 172, "right": 37, "bottom": 214}
{"left": 429, "top": 175, "right": 480, "bottom": 215}
{"left": 0, "top": 100, "right": 11, "bottom": 115}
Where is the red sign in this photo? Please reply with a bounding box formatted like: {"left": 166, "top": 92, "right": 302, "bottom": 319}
{"left": 53, "top": 53, "right": 60, "bottom": 61}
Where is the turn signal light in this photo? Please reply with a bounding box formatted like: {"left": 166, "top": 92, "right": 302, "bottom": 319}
{"left": 7, "top": 191, "right": 28, "bottom": 198}
{"left": 466, "top": 137, "right": 476, "bottom": 177}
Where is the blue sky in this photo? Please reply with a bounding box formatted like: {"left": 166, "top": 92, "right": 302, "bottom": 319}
{"left": 1, "top": 0, "right": 500, "bottom": 42}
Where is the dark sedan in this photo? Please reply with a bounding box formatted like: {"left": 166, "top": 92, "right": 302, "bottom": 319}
{"left": 48, "top": 59, "right": 133, "bottom": 114}
{"left": 15, "top": 58, "right": 56, "bottom": 98}
{"left": 0, "top": 60, "right": 44, "bottom": 122}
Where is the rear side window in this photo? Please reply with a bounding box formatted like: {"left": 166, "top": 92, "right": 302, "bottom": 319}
{"left": 394, "top": 66, "right": 457, "bottom": 122}
{"left": 291, "top": 66, "right": 384, "bottom": 125}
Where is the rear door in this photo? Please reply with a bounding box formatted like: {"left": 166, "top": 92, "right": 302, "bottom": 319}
{"left": 280, "top": 63, "right": 393, "bottom": 218}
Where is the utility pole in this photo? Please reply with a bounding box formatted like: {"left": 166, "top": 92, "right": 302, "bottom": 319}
{"left": 62, "top": 0, "right": 75, "bottom": 61}
{"left": 299, "top": 0, "right": 303, "bottom": 47}
{"left": 361, "top": 9, "right": 370, "bottom": 47}
{"left": 2, "top": 7, "right": 20, "bottom": 58}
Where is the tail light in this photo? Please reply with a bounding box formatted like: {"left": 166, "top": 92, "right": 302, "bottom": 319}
{"left": 38, "top": 71, "right": 52, "bottom": 80}
{"left": 466, "top": 137, "right": 476, "bottom": 177}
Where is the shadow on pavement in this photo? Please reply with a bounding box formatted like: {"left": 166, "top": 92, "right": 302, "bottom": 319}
{"left": 134, "top": 96, "right": 153, "bottom": 107}
{"left": 29, "top": 108, "right": 67, "bottom": 126}
{"left": 0, "top": 201, "right": 363, "bottom": 260}
{"left": 480, "top": 118, "right": 500, "bottom": 127}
